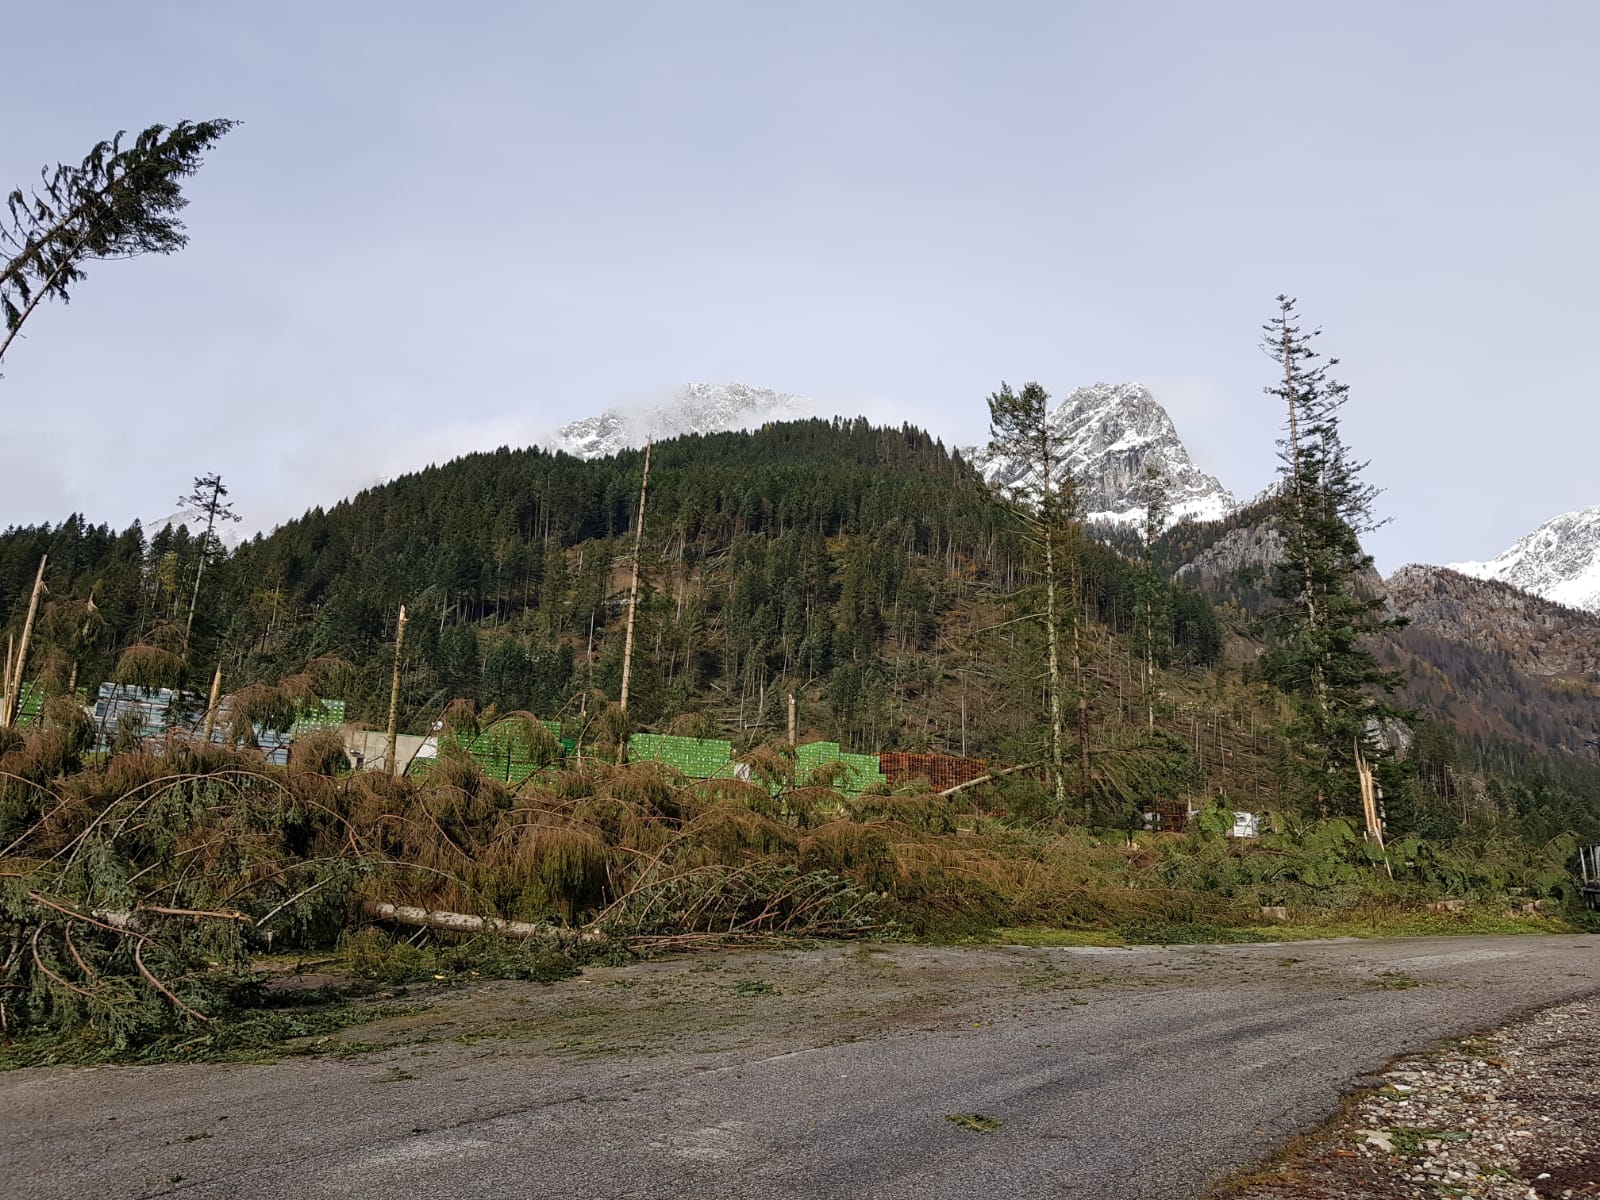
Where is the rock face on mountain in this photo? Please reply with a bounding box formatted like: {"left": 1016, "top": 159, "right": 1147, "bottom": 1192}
{"left": 1379, "top": 564, "right": 1600, "bottom": 754}
{"left": 1448, "top": 504, "right": 1600, "bottom": 615}
{"left": 1174, "top": 522, "right": 1285, "bottom": 589}
{"left": 1386, "top": 564, "right": 1600, "bottom": 679}
{"left": 552, "top": 383, "right": 812, "bottom": 459}
{"left": 967, "top": 382, "right": 1235, "bottom": 529}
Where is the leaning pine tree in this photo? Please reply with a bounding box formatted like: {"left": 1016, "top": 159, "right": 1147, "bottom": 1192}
{"left": 1260, "top": 296, "right": 1404, "bottom": 812}
{"left": 1, "top": 120, "right": 234, "bottom": 369}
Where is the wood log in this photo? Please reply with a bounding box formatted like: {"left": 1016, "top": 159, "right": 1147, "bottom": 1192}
{"left": 359, "top": 900, "right": 607, "bottom": 945}
{"left": 936, "top": 761, "right": 1040, "bottom": 798}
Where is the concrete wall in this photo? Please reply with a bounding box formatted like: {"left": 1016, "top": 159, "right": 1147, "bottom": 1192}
{"left": 344, "top": 728, "right": 436, "bottom": 775}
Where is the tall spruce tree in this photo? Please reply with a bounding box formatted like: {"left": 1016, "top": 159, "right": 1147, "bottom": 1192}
{"left": 1260, "top": 296, "right": 1403, "bottom": 806}
{"left": 986, "top": 381, "right": 1083, "bottom": 812}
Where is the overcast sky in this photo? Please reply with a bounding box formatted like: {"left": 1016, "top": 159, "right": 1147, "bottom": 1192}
{"left": 3, "top": 2, "right": 1596, "bottom": 572}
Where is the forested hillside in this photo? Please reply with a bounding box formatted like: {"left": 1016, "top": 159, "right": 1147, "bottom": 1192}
{"left": 0, "top": 419, "right": 1217, "bottom": 762}
{"left": 2, "top": 416, "right": 1598, "bottom": 844}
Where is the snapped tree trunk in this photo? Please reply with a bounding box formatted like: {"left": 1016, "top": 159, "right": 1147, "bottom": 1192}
{"left": 202, "top": 663, "right": 223, "bottom": 740}
{"left": 2, "top": 555, "right": 46, "bottom": 727}
{"left": 386, "top": 605, "right": 407, "bottom": 775}
{"left": 618, "top": 439, "right": 652, "bottom": 716}
{"left": 1043, "top": 525, "right": 1067, "bottom": 813}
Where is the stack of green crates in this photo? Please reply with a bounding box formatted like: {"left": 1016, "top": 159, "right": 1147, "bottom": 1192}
{"left": 11, "top": 682, "right": 89, "bottom": 730}
{"left": 290, "top": 698, "right": 346, "bottom": 739}
{"left": 455, "top": 718, "right": 563, "bottom": 785}
{"left": 794, "top": 741, "right": 885, "bottom": 797}
{"left": 839, "top": 752, "right": 887, "bottom": 796}
{"left": 795, "top": 740, "right": 842, "bottom": 783}
{"left": 628, "top": 733, "right": 734, "bottom": 779}
{"left": 11, "top": 681, "right": 47, "bottom": 728}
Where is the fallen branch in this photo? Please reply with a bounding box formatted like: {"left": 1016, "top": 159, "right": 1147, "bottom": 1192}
{"left": 31, "top": 927, "right": 94, "bottom": 999}
{"left": 84, "top": 905, "right": 250, "bottom": 931}
{"left": 937, "top": 761, "right": 1042, "bottom": 798}
{"left": 359, "top": 901, "right": 607, "bottom": 945}
{"left": 133, "top": 939, "right": 210, "bottom": 1023}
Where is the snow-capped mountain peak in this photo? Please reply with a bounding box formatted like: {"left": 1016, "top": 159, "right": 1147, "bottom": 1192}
{"left": 552, "top": 383, "right": 812, "bottom": 459}
{"left": 1448, "top": 504, "right": 1600, "bottom": 614}
{"left": 967, "top": 381, "right": 1235, "bottom": 529}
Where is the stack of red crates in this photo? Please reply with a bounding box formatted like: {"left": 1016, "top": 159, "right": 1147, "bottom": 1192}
{"left": 877, "top": 752, "right": 989, "bottom": 791}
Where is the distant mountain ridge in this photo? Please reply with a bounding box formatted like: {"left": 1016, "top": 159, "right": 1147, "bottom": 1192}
{"left": 551, "top": 383, "right": 813, "bottom": 460}
{"left": 552, "top": 379, "right": 1235, "bottom": 534}
{"left": 1386, "top": 564, "right": 1600, "bottom": 679}
{"left": 1448, "top": 504, "right": 1600, "bottom": 615}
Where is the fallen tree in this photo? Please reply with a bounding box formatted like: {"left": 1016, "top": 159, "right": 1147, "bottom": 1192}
{"left": 359, "top": 900, "right": 607, "bottom": 945}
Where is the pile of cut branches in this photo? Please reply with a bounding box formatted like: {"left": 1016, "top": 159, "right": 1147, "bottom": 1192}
{"left": 0, "top": 725, "right": 897, "bottom": 1049}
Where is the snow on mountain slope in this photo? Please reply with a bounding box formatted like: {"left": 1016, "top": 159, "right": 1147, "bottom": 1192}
{"left": 1448, "top": 504, "right": 1600, "bottom": 614}
{"left": 142, "top": 510, "right": 246, "bottom": 550}
{"left": 552, "top": 383, "right": 812, "bottom": 459}
{"left": 966, "top": 382, "right": 1235, "bottom": 529}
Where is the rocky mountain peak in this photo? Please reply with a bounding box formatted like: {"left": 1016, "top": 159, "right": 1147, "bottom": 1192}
{"left": 967, "top": 381, "right": 1235, "bottom": 530}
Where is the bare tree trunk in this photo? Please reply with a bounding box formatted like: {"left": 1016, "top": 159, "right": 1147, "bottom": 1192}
{"left": 959, "top": 669, "right": 968, "bottom": 758}
{"left": 1043, "top": 524, "right": 1067, "bottom": 812}
{"left": 2, "top": 635, "right": 13, "bottom": 725}
{"left": 1144, "top": 595, "right": 1155, "bottom": 732}
{"left": 2, "top": 556, "right": 47, "bottom": 728}
{"left": 1071, "top": 554, "right": 1089, "bottom": 779}
{"left": 386, "top": 605, "right": 408, "bottom": 775}
{"left": 360, "top": 901, "right": 607, "bottom": 945}
{"left": 183, "top": 507, "right": 220, "bottom": 652}
{"left": 619, "top": 439, "right": 652, "bottom": 713}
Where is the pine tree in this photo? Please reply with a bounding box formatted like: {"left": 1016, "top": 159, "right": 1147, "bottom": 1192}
{"left": 986, "top": 381, "right": 1083, "bottom": 812}
{"left": 179, "top": 473, "right": 241, "bottom": 652}
{"left": 1, "top": 120, "right": 234, "bottom": 367}
{"left": 1260, "top": 296, "right": 1404, "bottom": 805}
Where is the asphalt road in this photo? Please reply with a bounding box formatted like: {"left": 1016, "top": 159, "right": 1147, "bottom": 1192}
{"left": 5, "top": 934, "right": 1598, "bottom": 1200}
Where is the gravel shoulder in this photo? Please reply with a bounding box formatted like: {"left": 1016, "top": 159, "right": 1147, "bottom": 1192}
{"left": 3, "top": 934, "right": 1598, "bottom": 1200}
{"left": 1223, "top": 996, "right": 1600, "bottom": 1199}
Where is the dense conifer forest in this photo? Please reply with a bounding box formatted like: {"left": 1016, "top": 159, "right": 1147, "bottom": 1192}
{"left": 0, "top": 419, "right": 1220, "bottom": 755}
{"left": 2, "top": 415, "right": 1597, "bottom": 846}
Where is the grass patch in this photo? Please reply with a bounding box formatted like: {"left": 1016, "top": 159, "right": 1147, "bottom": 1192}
{"left": 0, "top": 999, "right": 411, "bottom": 1070}
{"left": 991, "top": 926, "right": 1127, "bottom": 947}
{"left": 1368, "top": 971, "right": 1422, "bottom": 990}
{"left": 946, "top": 1113, "right": 1004, "bottom": 1133}
{"left": 991, "top": 906, "right": 1579, "bottom": 951}
{"left": 1118, "top": 920, "right": 1259, "bottom": 945}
